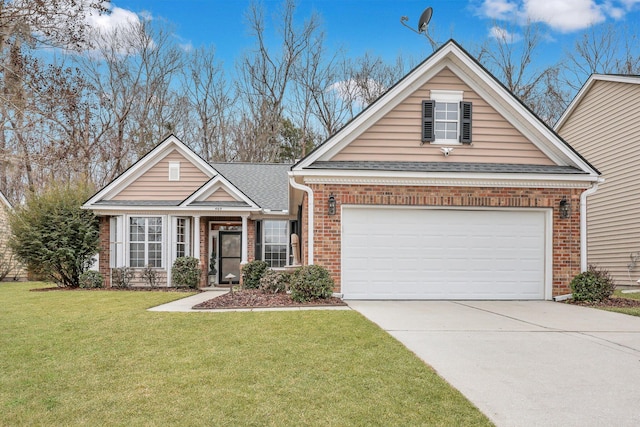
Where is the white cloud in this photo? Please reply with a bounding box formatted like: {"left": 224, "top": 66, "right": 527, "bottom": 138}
{"left": 489, "top": 25, "right": 522, "bottom": 42}
{"left": 477, "top": 0, "right": 636, "bottom": 33}
{"left": 524, "top": 0, "right": 605, "bottom": 32}
{"left": 480, "top": 0, "right": 519, "bottom": 20}
{"left": 86, "top": 6, "right": 141, "bottom": 34}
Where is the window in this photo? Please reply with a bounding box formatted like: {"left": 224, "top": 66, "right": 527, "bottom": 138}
{"left": 263, "top": 220, "right": 288, "bottom": 268}
{"left": 129, "top": 217, "right": 162, "bottom": 267}
{"left": 168, "top": 161, "right": 180, "bottom": 181}
{"left": 175, "top": 217, "right": 188, "bottom": 258}
{"left": 422, "top": 90, "right": 472, "bottom": 144}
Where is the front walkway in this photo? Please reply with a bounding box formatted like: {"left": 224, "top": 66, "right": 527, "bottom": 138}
{"left": 347, "top": 300, "right": 640, "bottom": 427}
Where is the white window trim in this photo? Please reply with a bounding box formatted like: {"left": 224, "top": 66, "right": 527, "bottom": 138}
{"left": 126, "top": 215, "right": 165, "bottom": 268}
{"left": 172, "top": 216, "right": 191, "bottom": 260}
{"left": 430, "top": 90, "right": 463, "bottom": 145}
{"left": 168, "top": 161, "right": 180, "bottom": 181}
{"left": 262, "top": 219, "right": 290, "bottom": 269}
{"left": 110, "top": 216, "right": 125, "bottom": 268}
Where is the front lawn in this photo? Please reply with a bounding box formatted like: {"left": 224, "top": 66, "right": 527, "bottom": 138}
{"left": 0, "top": 282, "right": 490, "bottom": 426}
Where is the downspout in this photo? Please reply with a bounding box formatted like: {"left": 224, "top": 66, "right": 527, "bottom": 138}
{"left": 289, "top": 176, "right": 314, "bottom": 265}
{"left": 580, "top": 180, "right": 602, "bottom": 272}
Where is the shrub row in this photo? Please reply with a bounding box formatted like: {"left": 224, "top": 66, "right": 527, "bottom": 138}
{"left": 241, "top": 261, "right": 334, "bottom": 302}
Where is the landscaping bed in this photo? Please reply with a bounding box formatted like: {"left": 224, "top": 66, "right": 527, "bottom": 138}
{"left": 565, "top": 295, "right": 640, "bottom": 308}
{"left": 193, "top": 288, "right": 346, "bottom": 309}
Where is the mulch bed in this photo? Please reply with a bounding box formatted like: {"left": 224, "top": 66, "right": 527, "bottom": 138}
{"left": 564, "top": 296, "right": 640, "bottom": 308}
{"left": 193, "top": 289, "right": 347, "bottom": 310}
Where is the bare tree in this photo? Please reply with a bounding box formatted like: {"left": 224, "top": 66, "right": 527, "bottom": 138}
{"left": 477, "top": 21, "right": 560, "bottom": 124}
{"left": 235, "top": 0, "right": 320, "bottom": 162}
{"left": 180, "top": 46, "right": 235, "bottom": 161}
{"left": 79, "top": 19, "right": 183, "bottom": 182}
{"left": 0, "top": 0, "right": 109, "bottom": 200}
{"left": 561, "top": 23, "right": 640, "bottom": 93}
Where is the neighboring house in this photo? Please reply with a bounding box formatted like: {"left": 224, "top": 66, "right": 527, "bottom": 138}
{"left": 0, "top": 190, "right": 26, "bottom": 281}
{"left": 84, "top": 40, "right": 600, "bottom": 300}
{"left": 555, "top": 74, "right": 640, "bottom": 287}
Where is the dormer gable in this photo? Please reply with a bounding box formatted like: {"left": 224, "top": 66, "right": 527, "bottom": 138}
{"left": 84, "top": 135, "right": 216, "bottom": 207}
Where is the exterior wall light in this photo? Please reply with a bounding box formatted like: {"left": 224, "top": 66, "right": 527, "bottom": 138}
{"left": 328, "top": 193, "right": 336, "bottom": 216}
{"left": 559, "top": 197, "right": 570, "bottom": 219}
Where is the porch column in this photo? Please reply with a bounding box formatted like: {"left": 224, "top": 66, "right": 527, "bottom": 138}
{"left": 192, "top": 215, "right": 201, "bottom": 261}
{"left": 241, "top": 214, "right": 248, "bottom": 265}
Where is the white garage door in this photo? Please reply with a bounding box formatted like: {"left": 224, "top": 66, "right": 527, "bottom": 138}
{"left": 341, "top": 207, "right": 548, "bottom": 300}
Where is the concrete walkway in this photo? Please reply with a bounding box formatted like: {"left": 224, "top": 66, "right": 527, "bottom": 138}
{"left": 147, "top": 290, "right": 351, "bottom": 312}
{"left": 347, "top": 300, "right": 640, "bottom": 427}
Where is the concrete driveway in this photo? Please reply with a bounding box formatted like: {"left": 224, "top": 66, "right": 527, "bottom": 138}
{"left": 347, "top": 300, "right": 640, "bottom": 427}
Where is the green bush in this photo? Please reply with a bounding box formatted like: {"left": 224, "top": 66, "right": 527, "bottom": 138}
{"left": 259, "top": 270, "right": 290, "bottom": 294}
{"left": 290, "top": 265, "right": 334, "bottom": 302}
{"left": 7, "top": 180, "right": 99, "bottom": 288}
{"left": 172, "top": 257, "right": 201, "bottom": 289}
{"left": 241, "top": 260, "right": 269, "bottom": 289}
{"left": 112, "top": 267, "right": 134, "bottom": 288}
{"left": 570, "top": 265, "right": 616, "bottom": 302}
{"left": 78, "top": 270, "right": 104, "bottom": 288}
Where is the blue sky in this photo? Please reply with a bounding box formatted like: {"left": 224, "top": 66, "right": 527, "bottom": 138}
{"left": 96, "top": 0, "right": 640, "bottom": 74}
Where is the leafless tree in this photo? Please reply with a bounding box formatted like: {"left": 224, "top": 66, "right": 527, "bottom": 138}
{"left": 477, "top": 22, "right": 560, "bottom": 124}
{"left": 0, "top": 0, "right": 109, "bottom": 200}
{"left": 235, "top": 0, "right": 320, "bottom": 162}
{"left": 79, "top": 20, "right": 183, "bottom": 182}
{"left": 179, "top": 46, "right": 236, "bottom": 161}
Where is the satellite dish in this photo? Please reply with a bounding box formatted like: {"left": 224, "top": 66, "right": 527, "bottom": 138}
{"left": 418, "top": 7, "right": 433, "bottom": 33}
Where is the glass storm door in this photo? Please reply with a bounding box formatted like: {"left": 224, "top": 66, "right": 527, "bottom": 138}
{"left": 219, "top": 231, "right": 241, "bottom": 284}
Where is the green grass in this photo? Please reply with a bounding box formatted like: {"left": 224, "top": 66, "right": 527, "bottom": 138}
{"left": 0, "top": 282, "right": 491, "bottom": 426}
{"left": 601, "top": 290, "right": 640, "bottom": 317}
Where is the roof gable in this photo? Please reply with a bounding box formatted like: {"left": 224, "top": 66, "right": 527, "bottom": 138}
{"left": 180, "top": 174, "right": 259, "bottom": 210}
{"left": 293, "top": 40, "right": 598, "bottom": 177}
{"left": 555, "top": 74, "right": 640, "bottom": 131}
{"left": 84, "top": 135, "right": 216, "bottom": 207}
{"left": 330, "top": 66, "right": 554, "bottom": 165}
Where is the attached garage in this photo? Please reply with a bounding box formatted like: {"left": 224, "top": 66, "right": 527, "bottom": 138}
{"left": 341, "top": 206, "right": 551, "bottom": 300}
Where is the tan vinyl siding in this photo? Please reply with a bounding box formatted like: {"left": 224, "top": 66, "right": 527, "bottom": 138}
{"left": 558, "top": 80, "right": 640, "bottom": 286}
{"left": 331, "top": 67, "right": 554, "bottom": 165}
{"left": 206, "top": 188, "right": 237, "bottom": 202}
{"left": 113, "top": 149, "right": 209, "bottom": 201}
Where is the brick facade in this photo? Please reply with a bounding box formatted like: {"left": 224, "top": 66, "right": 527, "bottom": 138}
{"left": 307, "top": 184, "right": 583, "bottom": 297}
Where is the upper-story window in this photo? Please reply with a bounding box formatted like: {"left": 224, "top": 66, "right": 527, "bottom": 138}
{"left": 422, "top": 90, "right": 472, "bottom": 145}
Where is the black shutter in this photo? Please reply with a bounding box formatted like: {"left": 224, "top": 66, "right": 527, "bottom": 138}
{"left": 460, "top": 101, "right": 472, "bottom": 144}
{"left": 421, "top": 100, "right": 435, "bottom": 144}
{"left": 254, "top": 220, "right": 262, "bottom": 261}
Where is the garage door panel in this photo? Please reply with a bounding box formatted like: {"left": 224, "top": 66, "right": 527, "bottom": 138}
{"left": 342, "top": 207, "right": 547, "bottom": 300}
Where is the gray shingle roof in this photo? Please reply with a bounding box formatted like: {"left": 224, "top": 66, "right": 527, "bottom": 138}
{"left": 189, "top": 201, "right": 252, "bottom": 208}
{"left": 210, "top": 162, "right": 292, "bottom": 211}
{"left": 308, "top": 161, "right": 587, "bottom": 174}
{"left": 94, "top": 200, "right": 182, "bottom": 206}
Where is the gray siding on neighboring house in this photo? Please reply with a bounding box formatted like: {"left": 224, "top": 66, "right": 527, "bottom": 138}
{"left": 558, "top": 79, "right": 640, "bottom": 286}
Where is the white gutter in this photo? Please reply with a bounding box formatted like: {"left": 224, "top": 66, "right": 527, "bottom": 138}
{"left": 288, "top": 176, "right": 314, "bottom": 265}
{"left": 580, "top": 180, "right": 602, "bottom": 271}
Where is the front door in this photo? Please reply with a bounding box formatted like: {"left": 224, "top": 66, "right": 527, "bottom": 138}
{"left": 219, "top": 231, "right": 241, "bottom": 284}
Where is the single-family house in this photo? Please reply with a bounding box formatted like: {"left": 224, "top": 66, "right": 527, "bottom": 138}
{"left": 84, "top": 40, "right": 600, "bottom": 299}
{"left": 0, "top": 190, "right": 26, "bottom": 281}
{"left": 555, "top": 74, "right": 640, "bottom": 287}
